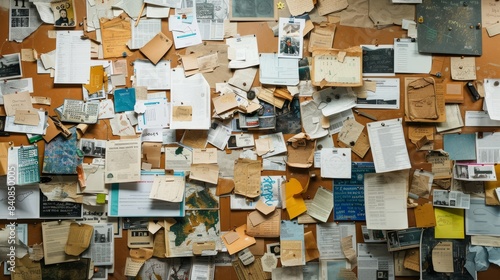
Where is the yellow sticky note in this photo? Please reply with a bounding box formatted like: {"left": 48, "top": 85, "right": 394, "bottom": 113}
{"left": 285, "top": 178, "right": 307, "bottom": 219}
{"left": 434, "top": 207, "right": 464, "bottom": 239}
{"left": 96, "top": 193, "right": 106, "bottom": 204}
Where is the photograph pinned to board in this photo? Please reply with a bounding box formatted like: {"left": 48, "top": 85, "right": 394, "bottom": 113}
{"left": 229, "top": 0, "right": 277, "bottom": 21}
{"left": 0, "top": 53, "right": 22, "bottom": 80}
{"left": 278, "top": 17, "right": 305, "bottom": 59}
{"left": 51, "top": 0, "right": 76, "bottom": 27}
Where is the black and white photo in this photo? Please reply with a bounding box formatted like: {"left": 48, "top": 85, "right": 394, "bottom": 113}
{"left": 0, "top": 53, "right": 22, "bottom": 80}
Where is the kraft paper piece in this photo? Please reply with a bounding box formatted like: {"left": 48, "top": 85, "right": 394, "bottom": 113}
{"left": 232, "top": 256, "right": 270, "bottom": 280}
{"left": 450, "top": 57, "right": 476, "bottom": 81}
{"left": 403, "top": 248, "right": 420, "bottom": 272}
{"left": 286, "top": 0, "right": 314, "bottom": 16}
{"left": 216, "top": 177, "right": 235, "bottom": 196}
{"left": 407, "top": 77, "right": 438, "bottom": 120}
{"left": 180, "top": 129, "right": 208, "bottom": 149}
{"left": 304, "top": 231, "right": 320, "bottom": 262}
{"left": 152, "top": 228, "right": 167, "bottom": 258}
{"left": 432, "top": 242, "right": 454, "bottom": 273}
{"left": 308, "top": 22, "right": 336, "bottom": 52}
{"left": 222, "top": 225, "right": 256, "bottom": 255}
{"left": 285, "top": 178, "right": 307, "bottom": 219}
{"left": 192, "top": 241, "right": 216, "bottom": 255}
{"left": 11, "top": 255, "right": 42, "bottom": 280}
{"left": 246, "top": 209, "right": 281, "bottom": 238}
{"left": 21, "top": 49, "right": 37, "bottom": 62}
{"left": 337, "top": 131, "right": 370, "bottom": 158}
{"left": 140, "top": 32, "right": 173, "bottom": 65}
{"left": 172, "top": 106, "right": 193, "bottom": 121}
{"left": 142, "top": 142, "right": 162, "bottom": 168}
{"left": 212, "top": 92, "right": 239, "bottom": 115}
{"left": 185, "top": 43, "right": 232, "bottom": 88}
{"left": 65, "top": 223, "right": 93, "bottom": 256}
{"left": 341, "top": 235, "right": 357, "bottom": 267}
{"left": 14, "top": 109, "right": 40, "bottom": 126}
{"left": 317, "top": 0, "right": 348, "bottom": 16}
{"left": 368, "top": 0, "right": 415, "bottom": 27}
{"left": 286, "top": 133, "right": 315, "bottom": 168}
{"left": 255, "top": 199, "right": 276, "bottom": 215}
{"left": 234, "top": 158, "right": 262, "bottom": 198}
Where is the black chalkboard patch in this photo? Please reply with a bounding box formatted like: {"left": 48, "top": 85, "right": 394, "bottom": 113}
{"left": 362, "top": 45, "right": 395, "bottom": 75}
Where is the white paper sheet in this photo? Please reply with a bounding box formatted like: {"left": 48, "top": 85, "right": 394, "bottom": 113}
{"left": 364, "top": 171, "right": 409, "bottom": 230}
{"left": 136, "top": 98, "right": 169, "bottom": 132}
{"left": 108, "top": 171, "right": 185, "bottom": 217}
{"left": 476, "top": 132, "right": 500, "bottom": 163}
{"left": 170, "top": 68, "right": 211, "bottom": 129}
{"left": 259, "top": 53, "right": 299, "bottom": 86}
{"left": 393, "top": 38, "right": 431, "bottom": 74}
{"left": 316, "top": 222, "right": 356, "bottom": 259}
{"left": 465, "top": 111, "right": 500, "bottom": 127}
{"left": 484, "top": 79, "right": 500, "bottom": 120}
{"left": 320, "top": 148, "right": 351, "bottom": 178}
{"left": 54, "top": 31, "right": 91, "bottom": 84}
{"left": 134, "top": 60, "right": 171, "bottom": 90}
{"left": 129, "top": 18, "right": 162, "bottom": 49}
{"left": 226, "top": 35, "right": 260, "bottom": 69}
{"left": 355, "top": 78, "right": 400, "bottom": 109}
{"left": 367, "top": 118, "right": 411, "bottom": 173}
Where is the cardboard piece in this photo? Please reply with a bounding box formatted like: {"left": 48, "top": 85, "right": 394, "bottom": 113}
{"left": 405, "top": 77, "right": 445, "bottom": 123}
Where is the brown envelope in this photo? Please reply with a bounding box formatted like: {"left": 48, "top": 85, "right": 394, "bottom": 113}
{"left": 140, "top": 32, "right": 173, "bottom": 65}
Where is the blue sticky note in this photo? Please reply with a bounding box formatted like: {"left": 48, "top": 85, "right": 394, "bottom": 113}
{"left": 114, "top": 88, "right": 136, "bottom": 113}
{"left": 443, "top": 133, "right": 476, "bottom": 161}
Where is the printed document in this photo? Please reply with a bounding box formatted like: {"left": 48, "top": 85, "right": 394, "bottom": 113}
{"left": 316, "top": 222, "right": 356, "bottom": 259}
{"left": 367, "top": 118, "right": 411, "bottom": 173}
{"left": 105, "top": 138, "right": 141, "bottom": 184}
{"left": 393, "top": 38, "right": 431, "bottom": 73}
{"left": 54, "top": 31, "right": 91, "bottom": 84}
{"left": 364, "top": 171, "right": 408, "bottom": 230}
{"left": 42, "top": 220, "right": 80, "bottom": 265}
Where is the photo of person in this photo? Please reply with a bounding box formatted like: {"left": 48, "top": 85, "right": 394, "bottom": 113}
{"left": 277, "top": 17, "right": 304, "bottom": 58}
{"left": 51, "top": 0, "right": 75, "bottom": 27}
